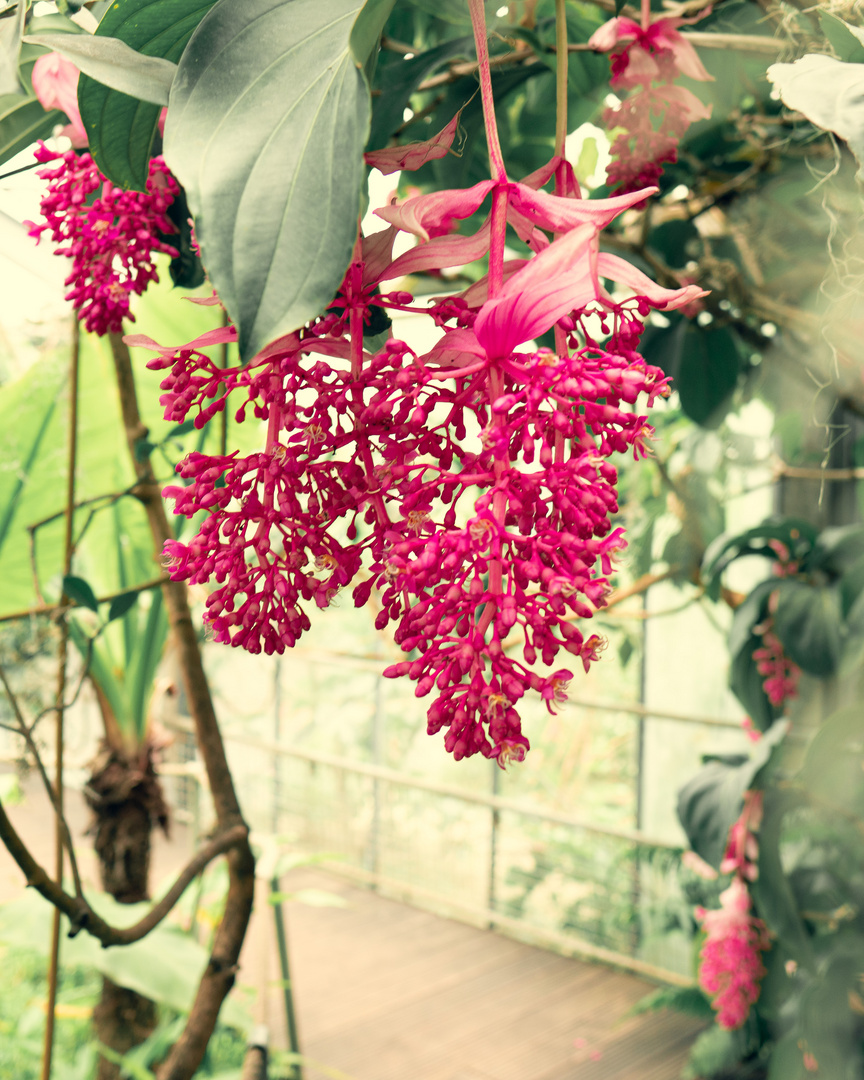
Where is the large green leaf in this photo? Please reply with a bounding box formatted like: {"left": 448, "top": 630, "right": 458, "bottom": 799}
{"left": 164, "top": 0, "right": 370, "bottom": 360}
{"left": 677, "top": 720, "right": 788, "bottom": 869}
{"left": 0, "top": 889, "right": 250, "bottom": 1031}
{"left": 78, "top": 0, "right": 219, "bottom": 192}
{"left": 0, "top": 93, "right": 61, "bottom": 168}
{"left": 772, "top": 580, "right": 843, "bottom": 677}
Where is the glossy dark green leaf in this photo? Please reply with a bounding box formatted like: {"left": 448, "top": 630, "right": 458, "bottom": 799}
{"left": 78, "top": 0, "right": 220, "bottom": 191}
{"left": 107, "top": 590, "right": 139, "bottom": 623}
{"left": 63, "top": 573, "right": 100, "bottom": 613}
{"left": 808, "top": 524, "right": 864, "bottom": 576}
{"left": 367, "top": 35, "right": 473, "bottom": 151}
{"left": 647, "top": 219, "right": 700, "bottom": 269}
{"left": 23, "top": 32, "right": 176, "bottom": 104}
{"left": 729, "top": 630, "right": 779, "bottom": 732}
{"left": 0, "top": 93, "right": 61, "bottom": 169}
{"left": 677, "top": 721, "right": 788, "bottom": 869}
{"left": 676, "top": 324, "right": 742, "bottom": 428}
{"left": 772, "top": 580, "right": 843, "bottom": 677}
{"left": 165, "top": 0, "right": 370, "bottom": 360}
{"left": 819, "top": 11, "right": 864, "bottom": 64}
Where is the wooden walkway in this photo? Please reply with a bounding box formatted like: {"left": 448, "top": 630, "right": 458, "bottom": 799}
{"left": 245, "top": 867, "right": 704, "bottom": 1080}
{"left": 0, "top": 778, "right": 705, "bottom": 1080}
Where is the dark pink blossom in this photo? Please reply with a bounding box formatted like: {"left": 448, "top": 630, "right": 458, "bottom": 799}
{"left": 27, "top": 145, "right": 179, "bottom": 335}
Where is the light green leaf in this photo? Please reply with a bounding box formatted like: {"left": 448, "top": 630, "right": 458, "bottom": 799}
{"left": 164, "top": 0, "right": 370, "bottom": 359}
{"left": 23, "top": 31, "right": 177, "bottom": 106}
{"left": 768, "top": 54, "right": 864, "bottom": 176}
{"left": 0, "top": 0, "right": 27, "bottom": 95}
{"left": 350, "top": 0, "right": 397, "bottom": 81}
{"left": 819, "top": 11, "right": 864, "bottom": 64}
{"left": 78, "top": 0, "right": 219, "bottom": 191}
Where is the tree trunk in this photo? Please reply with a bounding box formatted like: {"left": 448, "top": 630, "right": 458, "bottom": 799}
{"left": 85, "top": 742, "right": 169, "bottom": 1080}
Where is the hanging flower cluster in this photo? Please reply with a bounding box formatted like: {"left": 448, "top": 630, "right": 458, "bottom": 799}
{"left": 27, "top": 146, "right": 179, "bottom": 335}
{"left": 589, "top": 13, "right": 713, "bottom": 194}
{"left": 696, "top": 876, "right": 771, "bottom": 1029}
{"left": 130, "top": 0, "right": 705, "bottom": 765}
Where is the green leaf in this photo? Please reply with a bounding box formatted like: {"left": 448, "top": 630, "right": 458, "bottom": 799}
{"left": 682, "top": 1025, "right": 747, "bottom": 1080}
{"left": 630, "top": 985, "right": 715, "bottom": 1021}
{"left": 702, "top": 518, "right": 818, "bottom": 592}
{"left": 676, "top": 324, "right": 742, "bottom": 428}
{"left": 819, "top": 11, "right": 864, "bottom": 64}
{"left": 23, "top": 32, "right": 177, "bottom": 105}
{"left": 750, "top": 791, "right": 815, "bottom": 969}
{"left": 0, "top": 0, "right": 27, "bottom": 95}
{"left": 799, "top": 706, "right": 864, "bottom": 815}
{"left": 772, "top": 581, "right": 843, "bottom": 677}
{"left": 367, "top": 35, "right": 473, "bottom": 151}
{"left": 107, "top": 590, "right": 139, "bottom": 623}
{"left": 164, "top": 0, "right": 370, "bottom": 360}
{"left": 63, "top": 573, "right": 100, "bottom": 612}
{"left": 0, "top": 93, "right": 62, "bottom": 169}
{"left": 78, "top": 0, "right": 219, "bottom": 191}
{"left": 677, "top": 720, "right": 788, "bottom": 869}
{"left": 350, "top": 0, "right": 397, "bottom": 82}
{"left": 0, "top": 889, "right": 250, "bottom": 1031}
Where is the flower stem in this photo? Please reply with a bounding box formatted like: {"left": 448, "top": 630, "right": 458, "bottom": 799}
{"left": 554, "top": 0, "right": 568, "bottom": 157}
{"left": 468, "top": 0, "right": 507, "bottom": 183}
{"left": 641, "top": 0, "right": 651, "bottom": 31}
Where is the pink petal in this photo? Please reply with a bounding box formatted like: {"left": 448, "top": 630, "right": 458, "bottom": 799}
{"left": 378, "top": 220, "right": 492, "bottom": 281}
{"left": 660, "top": 24, "right": 713, "bottom": 82}
{"left": 507, "top": 182, "right": 657, "bottom": 235}
{"left": 596, "top": 252, "right": 709, "bottom": 309}
{"left": 124, "top": 325, "right": 237, "bottom": 354}
{"left": 32, "top": 53, "right": 88, "bottom": 147}
{"left": 418, "top": 327, "right": 485, "bottom": 368}
{"left": 361, "top": 225, "right": 397, "bottom": 286}
{"left": 587, "top": 16, "right": 641, "bottom": 52}
{"left": 375, "top": 179, "right": 496, "bottom": 241}
{"left": 364, "top": 112, "right": 461, "bottom": 175}
{"left": 654, "top": 83, "right": 713, "bottom": 123}
{"left": 474, "top": 223, "right": 597, "bottom": 356}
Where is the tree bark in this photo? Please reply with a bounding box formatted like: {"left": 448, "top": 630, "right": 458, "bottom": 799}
{"left": 107, "top": 331, "right": 255, "bottom": 1080}
{"left": 86, "top": 741, "right": 169, "bottom": 1080}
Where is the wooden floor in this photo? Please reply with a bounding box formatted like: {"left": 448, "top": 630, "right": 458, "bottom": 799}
{"left": 0, "top": 777, "right": 705, "bottom": 1080}
{"left": 247, "top": 866, "right": 705, "bottom": 1080}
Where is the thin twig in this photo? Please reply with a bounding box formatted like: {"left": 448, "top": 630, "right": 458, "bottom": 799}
{"left": 0, "top": 662, "right": 85, "bottom": 899}
{"left": 0, "top": 575, "right": 168, "bottom": 626}
{"left": 43, "top": 312, "right": 80, "bottom": 1080}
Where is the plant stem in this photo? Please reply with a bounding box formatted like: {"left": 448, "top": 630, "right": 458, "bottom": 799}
{"left": 106, "top": 331, "right": 255, "bottom": 1080}
{"left": 42, "top": 314, "right": 79, "bottom": 1080}
{"left": 554, "top": 0, "right": 568, "bottom": 157}
{"left": 468, "top": 0, "right": 507, "bottom": 183}
{"left": 641, "top": 0, "right": 650, "bottom": 30}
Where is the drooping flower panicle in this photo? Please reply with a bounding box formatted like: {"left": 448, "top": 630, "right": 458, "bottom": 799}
{"left": 126, "top": 0, "right": 705, "bottom": 766}
{"left": 589, "top": 14, "right": 713, "bottom": 194}
{"left": 27, "top": 146, "right": 179, "bottom": 336}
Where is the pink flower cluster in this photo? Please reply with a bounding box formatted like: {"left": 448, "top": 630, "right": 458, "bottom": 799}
{"left": 752, "top": 620, "right": 800, "bottom": 707}
{"left": 131, "top": 0, "right": 705, "bottom": 765}
{"left": 589, "top": 15, "right": 712, "bottom": 194}
{"left": 696, "top": 876, "right": 771, "bottom": 1029}
{"left": 27, "top": 146, "right": 179, "bottom": 335}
